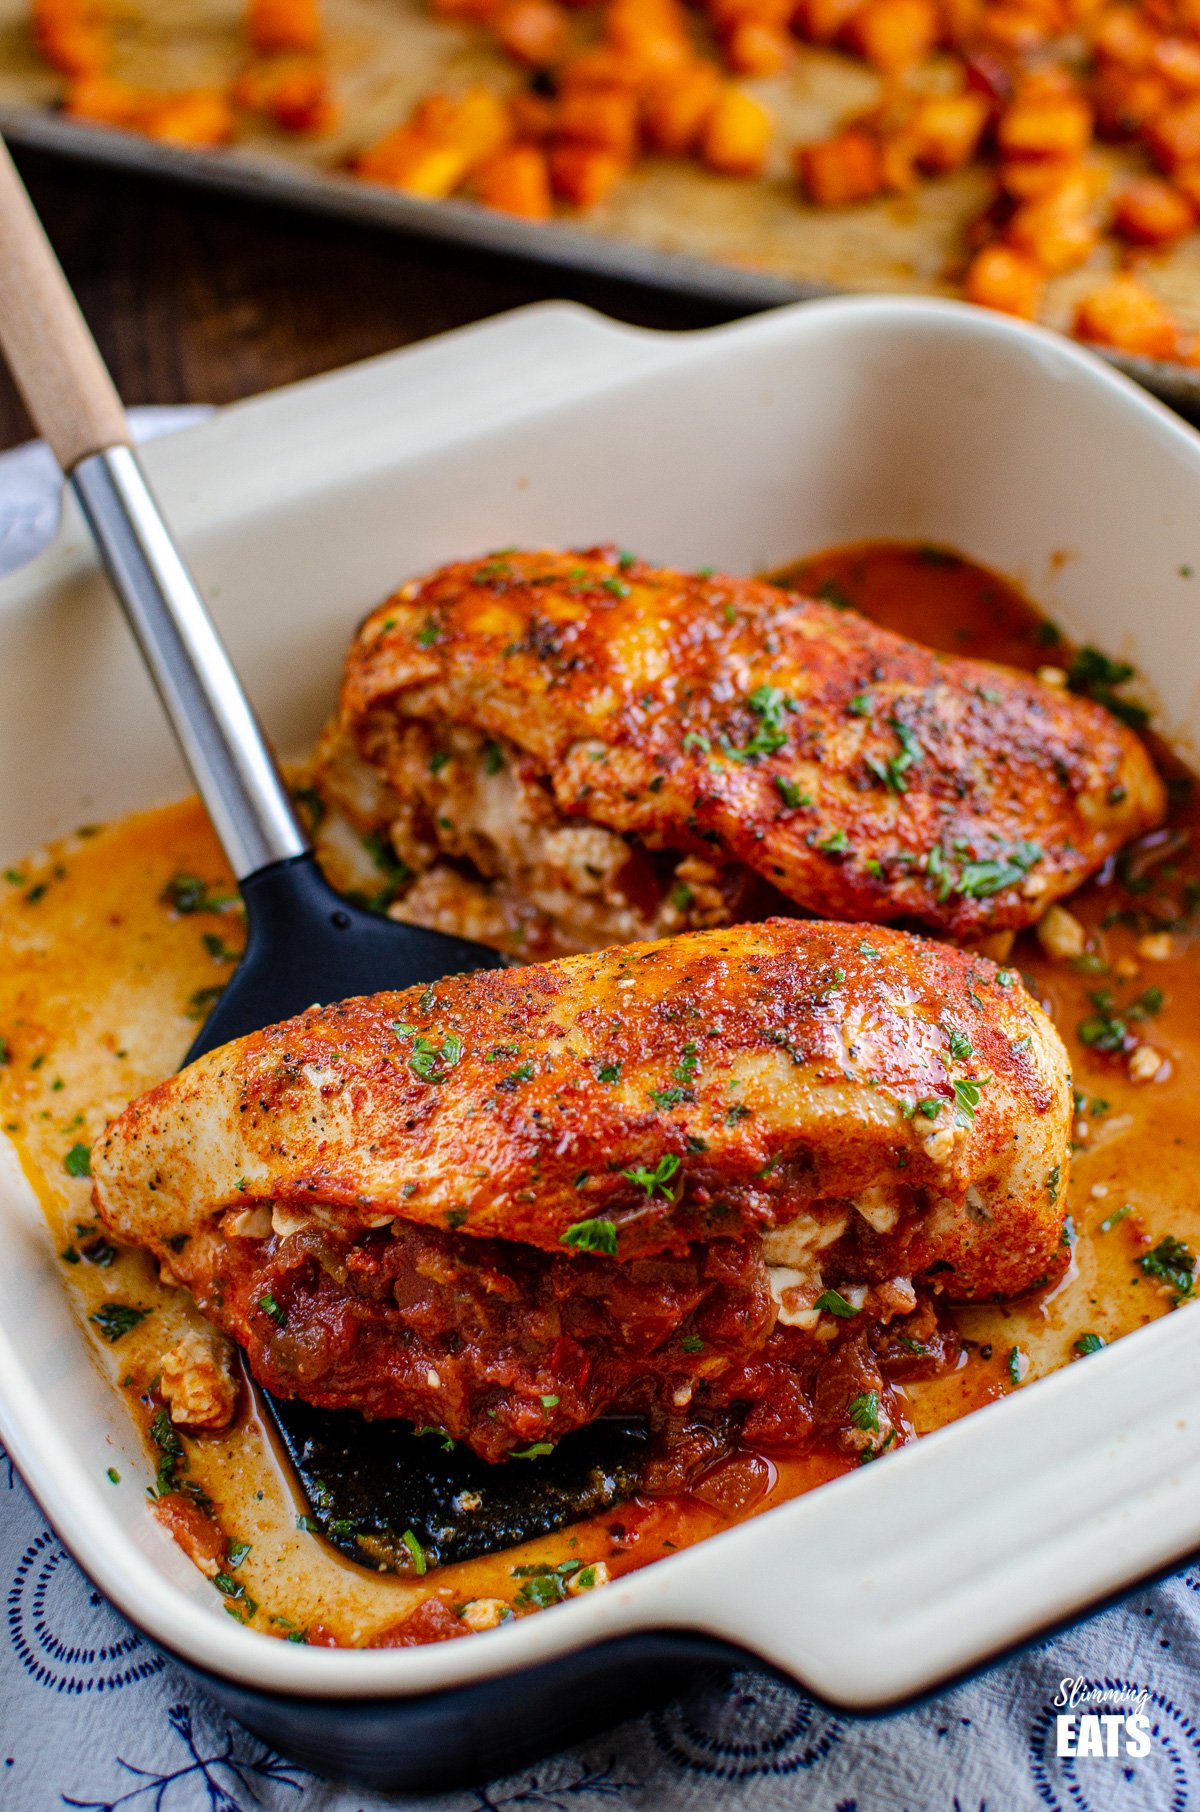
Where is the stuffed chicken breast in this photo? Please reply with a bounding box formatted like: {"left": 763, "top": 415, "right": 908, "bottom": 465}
{"left": 312, "top": 547, "right": 1164, "bottom": 958}
{"left": 93, "top": 919, "right": 1072, "bottom": 1468}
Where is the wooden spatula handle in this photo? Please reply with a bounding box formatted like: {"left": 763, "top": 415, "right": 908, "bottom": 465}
{"left": 0, "top": 136, "right": 130, "bottom": 469}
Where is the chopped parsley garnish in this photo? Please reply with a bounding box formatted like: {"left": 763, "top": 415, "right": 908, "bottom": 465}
{"left": 816, "top": 577, "right": 853, "bottom": 610}
{"left": 149, "top": 1408, "right": 186, "bottom": 1496}
{"left": 622, "top": 1152, "right": 681, "bottom": 1200}
{"left": 1100, "top": 1203, "right": 1133, "bottom": 1233}
{"left": 597, "top": 1062, "right": 621, "bottom": 1084}
{"left": 650, "top": 1085, "right": 692, "bottom": 1110}
{"left": 63, "top": 1143, "right": 92, "bottom": 1178}
{"left": 725, "top": 685, "right": 794, "bottom": 762}
{"left": 561, "top": 1218, "right": 618, "bottom": 1256}
{"left": 953, "top": 841, "right": 1042, "bottom": 900}
{"left": 482, "top": 740, "right": 505, "bottom": 774}
{"left": 429, "top": 749, "right": 451, "bottom": 775}
{"left": 484, "top": 1043, "right": 520, "bottom": 1062}
{"left": 1140, "top": 1235, "right": 1196, "bottom": 1304}
{"left": 681, "top": 1334, "right": 704, "bottom": 1354}
{"left": 682, "top": 731, "right": 710, "bottom": 755}
{"left": 161, "top": 873, "right": 236, "bottom": 915}
{"left": 1067, "top": 646, "right": 1149, "bottom": 729}
{"left": 1073, "top": 1333, "right": 1105, "bottom": 1355}
{"left": 510, "top": 1442, "right": 555, "bottom": 1460}
{"left": 225, "top": 1541, "right": 252, "bottom": 1569}
{"left": 186, "top": 985, "right": 226, "bottom": 1022}
{"left": 816, "top": 828, "right": 848, "bottom": 855}
{"left": 673, "top": 1040, "right": 700, "bottom": 1083}
{"left": 774, "top": 776, "right": 811, "bottom": 810}
{"left": 393, "top": 1024, "right": 465, "bottom": 1084}
{"left": 90, "top": 1303, "right": 148, "bottom": 1343}
{"left": 996, "top": 969, "right": 1016, "bottom": 988}
{"left": 400, "top": 1529, "right": 428, "bottom": 1575}
{"left": 1077, "top": 991, "right": 1128, "bottom": 1052}
{"left": 1045, "top": 1165, "right": 1061, "bottom": 1205}
{"left": 951, "top": 1075, "right": 991, "bottom": 1125}
{"left": 865, "top": 719, "right": 924, "bottom": 794}
{"left": 258, "top": 1293, "right": 287, "bottom": 1327}
{"left": 202, "top": 932, "right": 240, "bottom": 963}
{"left": 500, "top": 1062, "right": 535, "bottom": 1088}
{"left": 1007, "top": 1346, "right": 1025, "bottom": 1385}
{"left": 858, "top": 941, "right": 881, "bottom": 959}
{"left": 415, "top": 619, "right": 440, "bottom": 648}
{"left": 848, "top": 1390, "right": 880, "bottom": 1433}
{"left": 814, "top": 1288, "right": 859, "bottom": 1319}
{"left": 946, "top": 1025, "right": 973, "bottom": 1061}
{"left": 847, "top": 693, "right": 872, "bottom": 716}
{"left": 106, "top": 1467, "right": 120, "bottom": 1485}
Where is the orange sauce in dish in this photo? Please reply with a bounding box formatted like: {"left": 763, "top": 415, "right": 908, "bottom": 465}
{"left": 1, "top": 539, "right": 1197, "bottom": 1646}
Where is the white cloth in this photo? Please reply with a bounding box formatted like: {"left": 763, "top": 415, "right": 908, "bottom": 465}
{"left": 1, "top": 412, "right": 1197, "bottom": 1811}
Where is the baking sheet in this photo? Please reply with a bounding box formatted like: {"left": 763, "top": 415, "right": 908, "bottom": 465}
{"left": 2, "top": 0, "right": 1200, "bottom": 414}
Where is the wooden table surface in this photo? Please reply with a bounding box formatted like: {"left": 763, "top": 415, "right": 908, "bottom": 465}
{"left": 0, "top": 145, "right": 744, "bottom": 453}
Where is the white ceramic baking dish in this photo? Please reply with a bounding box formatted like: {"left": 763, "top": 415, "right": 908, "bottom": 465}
{"left": 2, "top": 294, "right": 1199, "bottom": 1790}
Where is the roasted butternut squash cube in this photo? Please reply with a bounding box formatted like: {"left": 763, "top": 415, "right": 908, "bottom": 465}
{"left": 908, "top": 91, "right": 989, "bottom": 171}
{"left": 797, "top": 127, "right": 883, "bottom": 204}
{"left": 641, "top": 59, "right": 722, "bottom": 153}
{"left": 844, "top": 0, "right": 939, "bottom": 71}
{"left": 557, "top": 85, "right": 640, "bottom": 156}
{"left": 997, "top": 93, "right": 1092, "bottom": 158}
{"left": 496, "top": 0, "right": 569, "bottom": 64}
{"left": 1148, "top": 96, "right": 1200, "bottom": 171}
{"left": 1073, "top": 274, "right": 1181, "bottom": 360}
{"left": 247, "top": 0, "right": 321, "bottom": 55}
{"left": 964, "top": 242, "right": 1044, "bottom": 317}
{"left": 700, "top": 84, "right": 772, "bottom": 174}
{"left": 1112, "top": 176, "right": 1196, "bottom": 244}
{"left": 474, "top": 142, "right": 555, "bottom": 215}
{"left": 724, "top": 18, "right": 793, "bottom": 73}
{"left": 548, "top": 141, "right": 627, "bottom": 205}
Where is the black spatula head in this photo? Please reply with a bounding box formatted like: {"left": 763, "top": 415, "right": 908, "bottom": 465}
{"left": 269, "top": 1397, "right": 653, "bottom": 1571}
{"left": 183, "top": 853, "right": 649, "bottom": 1569}
{"left": 185, "top": 851, "right": 507, "bottom": 1059}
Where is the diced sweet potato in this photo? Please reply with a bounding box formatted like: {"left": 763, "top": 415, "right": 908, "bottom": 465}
{"left": 794, "top": 0, "right": 865, "bottom": 41}
{"left": 700, "top": 84, "right": 772, "bottom": 174}
{"left": 246, "top": 0, "right": 321, "bottom": 56}
{"left": 997, "top": 93, "right": 1092, "bottom": 159}
{"left": 496, "top": 0, "right": 569, "bottom": 64}
{"left": 474, "top": 142, "right": 554, "bottom": 215}
{"left": 33, "top": 0, "right": 109, "bottom": 77}
{"left": 1153, "top": 36, "right": 1200, "bottom": 92}
{"left": 1004, "top": 168, "right": 1099, "bottom": 272}
{"left": 964, "top": 242, "right": 1044, "bottom": 317}
{"left": 509, "top": 90, "right": 559, "bottom": 139}
{"left": 140, "top": 89, "right": 235, "bottom": 146}
{"left": 641, "top": 58, "right": 721, "bottom": 153}
{"left": 233, "top": 56, "right": 337, "bottom": 134}
{"left": 999, "top": 154, "right": 1080, "bottom": 198}
{"left": 548, "top": 140, "right": 627, "bottom": 204}
{"left": 1091, "top": 66, "right": 1170, "bottom": 137}
{"left": 1112, "top": 176, "right": 1196, "bottom": 244}
{"left": 797, "top": 126, "right": 883, "bottom": 204}
{"left": 557, "top": 85, "right": 640, "bottom": 155}
{"left": 1147, "top": 96, "right": 1200, "bottom": 171}
{"left": 1090, "top": 4, "right": 1158, "bottom": 68}
{"left": 1073, "top": 274, "right": 1182, "bottom": 360}
{"left": 843, "top": 0, "right": 939, "bottom": 71}
{"left": 907, "top": 91, "right": 989, "bottom": 171}
{"left": 356, "top": 127, "right": 474, "bottom": 196}
{"left": 558, "top": 47, "right": 643, "bottom": 91}
{"left": 978, "top": 5, "right": 1055, "bottom": 54}
{"left": 63, "top": 72, "right": 141, "bottom": 127}
{"left": 724, "top": 18, "right": 793, "bottom": 73}
{"left": 414, "top": 86, "right": 513, "bottom": 161}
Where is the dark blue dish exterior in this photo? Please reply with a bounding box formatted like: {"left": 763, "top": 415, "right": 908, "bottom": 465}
{"left": 180, "top": 1630, "right": 746, "bottom": 1792}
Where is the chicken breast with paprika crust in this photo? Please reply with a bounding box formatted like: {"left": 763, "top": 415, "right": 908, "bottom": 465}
{"left": 312, "top": 546, "right": 1164, "bottom": 958}
{"left": 92, "top": 919, "right": 1071, "bottom": 1467}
